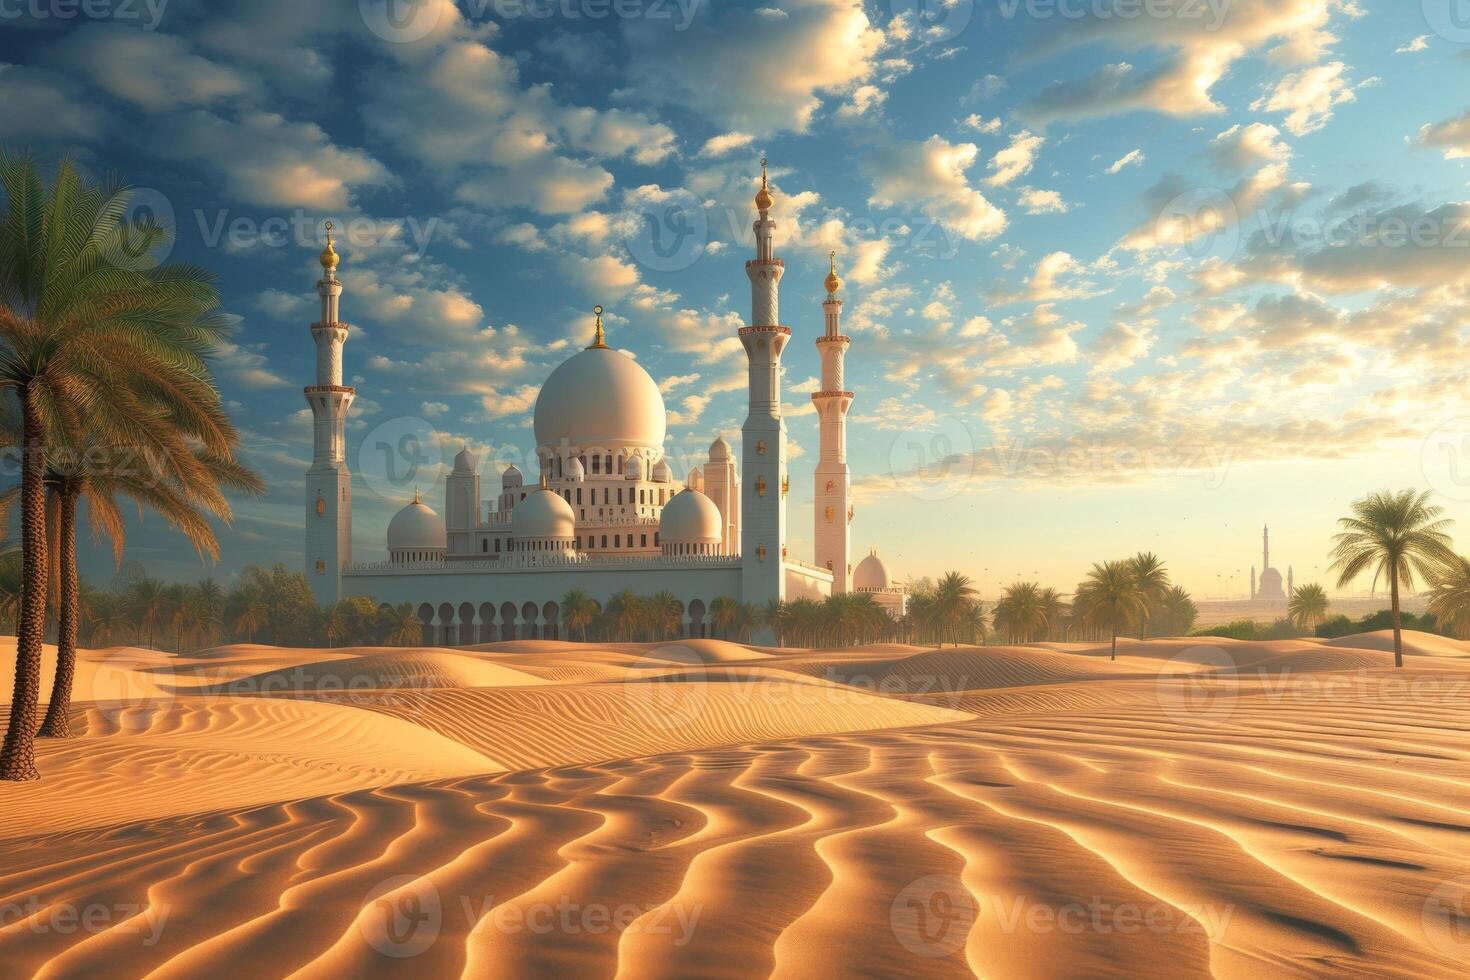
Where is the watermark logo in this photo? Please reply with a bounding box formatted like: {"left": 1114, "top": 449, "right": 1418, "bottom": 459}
{"left": 889, "top": 414, "right": 976, "bottom": 501}
{"left": 891, "top": 0, "right": 974, "bottom": 43}
{"left": 0, "top": 0, "right": 170, "bottom": 30}
{"left": 623, "top": 644, "right": 709, "bottom": 731}
{"left": 357, "top": 416, "right": 445, "bottom": 502}
{"left": 359, "top": 0, "right": 445, "bottom": 43}
{"left": 1155, "top": 645, "right": 1239, "bottom": 726}
{"left": 1422, "top": 877, "right": 1470, "bottom": 959}
{"left": 101, "top": 187, "right": 175, "bottom": 272}
{"left": 360, "top": 875, "right": 442, "bottom": 957}
{"left": 1154, "top": 187, "right": 1240, "bottom": 263}
{"left": 1424, "top": 0, "right": 1470, "bottom": 43}
{"left": 890, "top": 875, "right": 975, "bottom": 957}
{"left": 1420, "top": 417, "right": 1470, "bottom": 503}
{"left": 624, "top": 189, "right": 707, "bottom": 272}
{"left": 88, "top": 649, "right": 174, "bottom": 732}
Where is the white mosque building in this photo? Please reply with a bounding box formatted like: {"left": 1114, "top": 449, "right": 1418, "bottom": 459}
{"left": 302, "top": 165, "right": 905, "bottom": 643}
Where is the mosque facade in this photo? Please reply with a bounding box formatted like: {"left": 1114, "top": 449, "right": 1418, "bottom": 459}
{"left": 302, "top": 167, "right": 905, "bottom": 642}
{"left": 1249, "top": 525, "right": 1292, "bottom": 602}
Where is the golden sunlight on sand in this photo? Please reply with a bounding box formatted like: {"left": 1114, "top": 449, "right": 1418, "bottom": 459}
{"left": 2, "top": 634, "right": 1469, "bottom": 978}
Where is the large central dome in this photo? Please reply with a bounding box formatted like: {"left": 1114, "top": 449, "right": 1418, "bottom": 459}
{"left": 533, "top": 346, "right": 667, "bottom": 451}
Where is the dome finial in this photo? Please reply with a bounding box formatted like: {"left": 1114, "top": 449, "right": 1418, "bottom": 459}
{"left": 319, "top": 219, "right": 339, "bottom": 271}
{"left": 825, "top": 249, "right": 842, "bottom": 295}
{"left": 755, "top": 157, "right": 774, "bottom": 212}
{"left": 588, "top": 304, "right": 608, "bottom": 349}
{"left": 413, "top": 486, "right": 420, "bottom": 504}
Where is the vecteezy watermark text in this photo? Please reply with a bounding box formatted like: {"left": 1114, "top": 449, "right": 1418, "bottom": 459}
{"left": 0, "top": 0, "right": 168, "bottom": 29}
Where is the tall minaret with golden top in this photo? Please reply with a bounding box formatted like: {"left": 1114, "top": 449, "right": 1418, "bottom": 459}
{"left": 813, "top": 251, "right": 853, "bottom": 591}
{"left": 304, "top": 221, "right": 355, "bottom": 604}
{"left": 740, "top": 159, "right": 790, "bottom": 622}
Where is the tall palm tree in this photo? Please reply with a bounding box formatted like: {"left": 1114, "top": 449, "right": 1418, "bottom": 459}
{"left": 560, "top": 588, "right": 598, "bottom": 642}
{"left": 1427, "top": 558, "right": 1470, "bottom": 640}
{"left": 994, "top": 582, "right": 1047, "bottom": 643}
{"left": 1076, "top": 560, "right": 1145, "bottom": 661}
{"left": 1159, "top": 585, "right": 1197, "bottom": 637}
{"left": 762, "top": 598, "right": 789, "bottom": 647}
{"left": 709, "top": 596, "right": 739, "bottom": 640}
{"left": 0, "top": 154, "right": 236, "bottom": 779}
{"left": 1038, "top": 588, "right": 1068, "bottom": 641}
{"left": 932, "top": 572, "right": 979, "bottom": 647}
{"left": 648, "top": 590, "right": 682, "bottom": 641}
{"left": 1287, "top": 583, "right": 1329, "bottom": 632}
{"left": 1128, "top": 552, "right": 1170, "bottom": 640}
{"left": 231, "top": 584, "right": 268, "bottom": 643}
{"left": 1328, "top": 488, "right": 1456, "bottom": 668}
{"left": 383, "top": 603, "right": 422, "bottom": 647}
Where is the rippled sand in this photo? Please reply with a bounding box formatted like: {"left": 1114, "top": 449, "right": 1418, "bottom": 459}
{"left": 2, "top": 632, "right": 1468, "bottom": 978}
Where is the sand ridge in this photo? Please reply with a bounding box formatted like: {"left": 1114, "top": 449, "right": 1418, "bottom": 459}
{"left": 1, "top": 633, "right": 1469, "bottom": 977}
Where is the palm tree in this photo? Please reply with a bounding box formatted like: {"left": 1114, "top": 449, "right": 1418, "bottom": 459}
{"left": 1128, "top": 552, "right": 1170, "bottom": 640}
{"left": 1427, "top": 558, "right": 1470, "bottom": 640}
{"left": 560, "top": 588, "right": 598, "bottom": 642}
{"left": 1328, "top": 489, "right": 1456, "bottom": 668}
{"left": 1076, "top": 560, "right": 1145, "bottom": 661}
{"left": 1039, "top": 588, "right": 1068, "bottom": 641}
{"left": 323, "top": 602, "right": 349, "bottom": 648}
{"left": 85, "top": 593, "right": 128, "bottom": 647}
{"left": 649, "top": 590, "right": 682, "bottom": 641}
{"left": 762, "top": 598, "right": 789, "bottom": 647}
{"left": 383, "top": 603, "right": 422, "bottom": 646}
{"left": 994, "top": 582, "right": 1047, "bottom": 643}
{"left": 231, "top": 584, "right": 269, "bottom": 643}
{"left": 709, "top": 596, "right": 739, "bottom": 640}
{"left": 932, "top": 572, "right": 979, "bottom": 646}
{"left": 1288, "top": 583, "right": 1329, "bottom": 632}
{"left": 0, "top": 154, "right": 237, "bottom": 779}
{"left": 1159, "top": 585, "right": 1197, "bottom": 636}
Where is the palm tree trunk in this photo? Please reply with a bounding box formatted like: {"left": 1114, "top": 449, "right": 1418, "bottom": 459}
{"left": 38, "top": 488, "right": 79, "bottom": 738}
{"left": 1110, "top": 622, "right": 1118, "bottom": 661}
{"left": 1, "top": 390, "right": 49, "bottom": 780}
{"left": 1390, "top": 565, "right": 1403, "bottom": 669}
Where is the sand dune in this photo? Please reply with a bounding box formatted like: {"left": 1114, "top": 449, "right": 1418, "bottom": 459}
{"left": 2, "top": 632, "right": 1468, "bottom": 977}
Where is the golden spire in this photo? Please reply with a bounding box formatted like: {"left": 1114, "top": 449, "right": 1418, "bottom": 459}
{"left": 588, "top": 304, "right": 608, "bottom": 349}
{"left": 413, "top": 487, "right": 421, "bottom": 504}
{"left": 319, "top": 219, "right": 339, "bottom": 271}
{"left": 824, "top": 249, "right": 842, "bottom": 295}
{"left": 754, "top": 157, "right": 774, "bottom": 212}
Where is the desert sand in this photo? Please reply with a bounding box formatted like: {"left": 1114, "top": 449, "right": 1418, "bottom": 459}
{"left": 2, "top": 631, "right": 1469, "bottom": 978}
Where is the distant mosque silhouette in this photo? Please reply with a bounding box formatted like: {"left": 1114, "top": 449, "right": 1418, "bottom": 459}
{"left": 1250, "top": 525, "right": 1292, "bottom": 602}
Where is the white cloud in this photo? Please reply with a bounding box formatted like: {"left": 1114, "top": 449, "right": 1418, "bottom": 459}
{"left": 151, "top": 109, "right": 390, "bottom": 209}
{"left": 962, "top": 115, "right": 1002, "bottom": 134}
{"left": 698, "top": 132, "right": 755, "bottom": 158}
{"left": 46, "top": 24, "right": 255, "bottom": 111}
{"left": 1105, "top": 149, "right": 1146, "bottom": 174}
{"left": 987, "top": 131, "right": 1044, "bottom": 187}
{"left": 1395, "top": 35, "right": 1430, "bottom": 55}
{"left": 867, "top": 136, "right": 1007, "bottom": 241}
{"left": 1208, "top": 123, "right": 1292, "bottom": 170}
{"left": 620, "top": 0, "right": 887, "bottom": 135}
{"left": 1018, "top": 187, "right": 1070, "bottom": 215}
{"left": 1416, "top": 111, "right": 1470, "bottom": 160}
{"left": 1251, "top": 62, "right": 1360, "bottom": 135}
{"left": 0, "top": 64, "right": 104, "bottom": 141}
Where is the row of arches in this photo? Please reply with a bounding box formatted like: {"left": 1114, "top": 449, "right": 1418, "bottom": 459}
{"left": 402, "top": 597, "right": 716, "bottom": 645}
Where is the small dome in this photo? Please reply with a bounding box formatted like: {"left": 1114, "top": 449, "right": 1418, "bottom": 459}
{"left": 533, "top": 346, "right": 667, "bottom": 452}
{"left": 454, "top": 446, "right": 476, "bottom": 472}
{"left": 652, "top": 459, "right": 673, "bottom": 483}
{"left": 660, "top": 488, "right": 722, "bottom": 544}
{"left": 502, "top": 464, "right": 523, "bottom": 489}
{"left": 564, "top": 456, "right": 585, "bottom": 480}
{"left": 709, "top": 436, "right": 732, "bottom": 462}
{"left": 755, "top": 161, "right": 774, "bottom": 212}
{"left": 853, "top": 552, "right": 891, "bottom": 591}
{"left": 513, "top": 488, "right": 575, "bottom": 540}
{"left": 387, "top": 494, "right": 446, "bottom": 551}
{"left": 319, "top": 223, "right": 339, "bottom": 271}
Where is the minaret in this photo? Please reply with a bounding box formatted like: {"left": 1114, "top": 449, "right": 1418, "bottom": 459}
{"left": 1263, "top": 524, "right": 1270, "bottom": 571}
{"left": 740, "top": 158, "right": 790, "bottom": 619}
{"left": 1288, "top": 566, "right": 1294, "bottom": 597}
{"left": 813, "top": 251, "right": 853, "bottom": 592}
{"left": 304, "top": 222, "right": 355, "bottom": 604}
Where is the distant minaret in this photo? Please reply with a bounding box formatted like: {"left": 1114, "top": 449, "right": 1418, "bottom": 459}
{"left": 304, "top": 222, "right": 355, "bottom": 604}
{"left": 1288, "top": 566, "right": 1294, "bottom": 597}
{"left": 1263, "top": 524, "right": 1270, "bottom": 572}
{"left": 740, "top": 158, "right": 789, "bottom": 618}
{"left": 813, "top": 251, "right": 853, "bottom": 592}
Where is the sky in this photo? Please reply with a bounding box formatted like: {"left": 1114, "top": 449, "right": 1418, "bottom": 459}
{"left": 2, "top": 0, "right": 1470, "bottom": 600}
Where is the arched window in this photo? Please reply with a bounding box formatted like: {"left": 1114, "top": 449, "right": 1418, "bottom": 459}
{"left": 592, "top": 455, "right": 601, "bottom": 474}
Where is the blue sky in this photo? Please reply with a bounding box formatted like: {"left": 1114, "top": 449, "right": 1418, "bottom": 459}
{"left": 3, "top": 0, "right": 1470, "bottom": 599}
